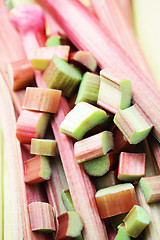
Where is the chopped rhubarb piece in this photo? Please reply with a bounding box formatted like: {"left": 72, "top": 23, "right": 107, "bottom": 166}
{"left": 30, "top": 138, "right": 57, "bottom": 156}
{"left": 56, "top": 211, "right": 83, "bottom": 240}
{"left": 61, "top": 189, "right": 75, "bottom": 211}
{"left": 95, "top": 183, "right": 138, "bottom": 218}
{"left": 43, "top": 55, "right": 82, "bottom": 97}
{"left": 7, "top": 59, "right": 34, "bottom": 91}
{"left": 24, "top": 155, "right": 51, "bottom": 184}
{"left": 148, "top": 136, "right": 160, "bottom": 174}
{"left": 114, "top": 104, "right": 153, "bottom": 144}
{"left": 120, "top": 205, "right": 151, "bottom": 238}
{"left": 139, "top": 175, "right": 160, "bottom": 204}
{"left": 60, "top": 101, "right": 107, "bottom": 140}
{"left": 22, "top": 87, "right": 62, "bottom": 113}
{"left": 115, "top": 227, "right": 131, "bottom": 240}
{"left": 113, "top": 127, "right": 135, "bottom": 154}
{"left": 75, "top": 72, "right": 100, "bottom": 105}
{"left": 136, "top": 185, "right": 160, "bottom": 239}
{"left": 28, "top": 202, "right": 55, "bottom": 232}
{"left": 46, "top": 35, "right": 67, "bottom": 46}
{"left": 70, "top": 50, "right": 97, "bottom": 72}
{"left": 82, "top": 152, "right": 117, "bottom": 176}
{"left": 118, "top": 152, "right": 145, "bottom": 182}
{"left": 74, "top": 131, "right": 114, "bottom": 163}
{"left": 98, "top": 73, "right": 132, "bottom": 114}
{"left": 16, "top": 110, "right": 50, "bottom": 144}
{"left": 94, "top": 170, "right": 118, "bottom": 190}
{"left": 30, "top": 46, "right": 70, "bottom": 71}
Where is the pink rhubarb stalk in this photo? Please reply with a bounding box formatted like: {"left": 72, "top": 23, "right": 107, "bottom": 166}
{"left": 36, "top": 0, "right": 160, "bottom": 142}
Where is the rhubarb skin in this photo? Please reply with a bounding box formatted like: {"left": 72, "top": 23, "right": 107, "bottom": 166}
{"left": 24, "top": 155, "right": 51, "bottom": 184}
{"left": 139, "top": 175, "right": 160, "bottom": 204}
{"left": 30, "top": 46, "right": 70, "bottom": 71}
{"left": 36, "top": 0, "right": 160, "bottom": 141}
{"left": 16, "top": 110, "right": 50, "bottom": 144}
{"left": 30, "top": 138, "right": 57, "bottom": 156}
{"left": 51, "top": 97, "right": 108, "bottom": 240}
{"left": 7, "top": 59, "right": 34, "bottom": 91}
{"left": 22, "top": 87, "right": 62, "bottom": 113}
{"left": 74, "top": 131, "right": 114, "bottom": 163}
{"left": 118, "top": 152, "right": 146, "bottom": 182}
{"left": 56, "top": 211, "right": 83, "bottom": 240}
{"left": 95, "top": 183, "right": 138, "bottom": 218}
{"left": 28, "top": 202, "right": 56, "bottom": 232}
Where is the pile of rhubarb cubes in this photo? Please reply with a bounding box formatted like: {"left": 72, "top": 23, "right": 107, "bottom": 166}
{"left": 0, "top": 0, "right": 160, "bottom": 239}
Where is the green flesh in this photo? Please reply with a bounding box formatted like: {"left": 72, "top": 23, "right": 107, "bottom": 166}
{"left": 82, "top": 154, "right": 110, "bottom": 177}
{"left": 115, "top": 228, "right": 130, "bottom": 240}
{"left": 122, "top": 205, "right": 151, "bottom": 238}
{"left": 93, "top": 171, "right": 117, "bottom": 190}
{"left": 96, "top": 183, "right": 133, "bottom": 197}
{"left": 120, "top": 79, "right": 132, "bottom": 110}
{"left": 75, "top": 72, "right": 100, "bottom": 105}
{"left": 114, "top": 105, "right": 153, "bottom": 144}
{"left": 67, "top": 211, "right": 83, "bottom": 237}
{"left": 139, "top": 178, "right": 152, "bottom": 203}
{"left": 61, "top": 189, "right": 75, "bottom": 211}
{"left": 40, "top": 156, "right": 52, "bottom": 180}
{"left": 46, "top": 35, "right": 66, "bottom": 46}
{"left": 43, "top": 55, "right": 82, "bottom": 97}
{"left": 60, "top": 102, "right": 107, "bottom": 140}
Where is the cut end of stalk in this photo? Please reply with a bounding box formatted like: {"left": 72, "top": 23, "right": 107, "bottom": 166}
{"left": 114, "top": 104, "right": 153, "bottom": 144}
{"left": 43, "top": 55, "right": 82, "bottom": 97}
{"left": 60, "top": 102, "right": 107, "bottom": 140}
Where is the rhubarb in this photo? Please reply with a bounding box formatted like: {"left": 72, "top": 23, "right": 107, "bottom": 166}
{"left": 75, "top": 72, "right": 100, "bottom": 105}
{"left": 98, "top": 73, "right": 132, "bottom": 114}
{"left": 95, "top": 183, "right": 138, "bottom": 218}
{"left": 120, "top": 205, "right": 151, "bottom": 238}
{"left": 60, "top": 102, "right": 107, "bottom": 140}
{"left": 139, "top": 175, "right": 160, "bottom": 204}
{"left": 23, "top": 87, "right": 62, "bottom": 113}
{"left": 118, "top": 152, "right": 145, "bottom": 182}
{"left": 28, "top": 202, "right": 55, "bottom": 232}
{"left": 24, "top": 155, "right": 51, "bottom": 184}
{"left": 46, "top": 35, "right": 67, "bottom": 47}
{"left": 30, "top": 138, "right": 56, "bottom": 156}
{"left": 42, "top": 55, "right": 82, "bottom": 97}
{"left": 30, "top": 46, "right": 70, "bottom": 71}
{"left": 115, "top": 227, "right": 130, "bottom": 240}
{"left": 70, "top": 51, "right": 97, "bottom": 72}
{"left": 0, "top": 122, "right": 3, "bottom": 240}
{"left": 7, "top": 59, "right": 34, "bottom": 91}
{"left": 56, "top": 211, "right": 83, "bottom": 240}
{"left": 36, "top": 0, "right": 160, "bottom": 141}
{"left": 82, "top": 152, "right": 117, "bottom": 176}
{"left": 16, "top": 110, "right": 51, "bottom": 144}
{"left": 114, "top": 104, "right": 153, "bottom": 144}
{"left": 74, "top": 131, "right": 114, "bottom": 163}
{"left": 61, "top": 189, "right": 75, "bottom": 211}
{"left": 94, "top": 170, "right": 118, "bottom": 190}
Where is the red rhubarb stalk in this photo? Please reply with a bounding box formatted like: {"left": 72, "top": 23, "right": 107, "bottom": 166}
{"left": 36, "top": 0, "right": 160, "bottom": 142}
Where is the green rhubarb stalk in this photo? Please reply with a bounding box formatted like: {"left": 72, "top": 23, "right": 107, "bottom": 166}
{"left": 120, "top": 205, "right": 151, "bottom": 238}
{"left": 46, "top": 35, "right": 67, "bottom": 46}
{"left": 93, "top": 170, "right": 118, "bottom": 190}
{"left": 60, "top": 101, "right": 107, "bottom": 140}
{"left": 43, "top": 55, "right": 82, "bottom": 97}
{"left": 75, "top": 72, "right": 100, "bottom": 105}
{"left": 114, "top": 104, "right": 153, "bottom": 144}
